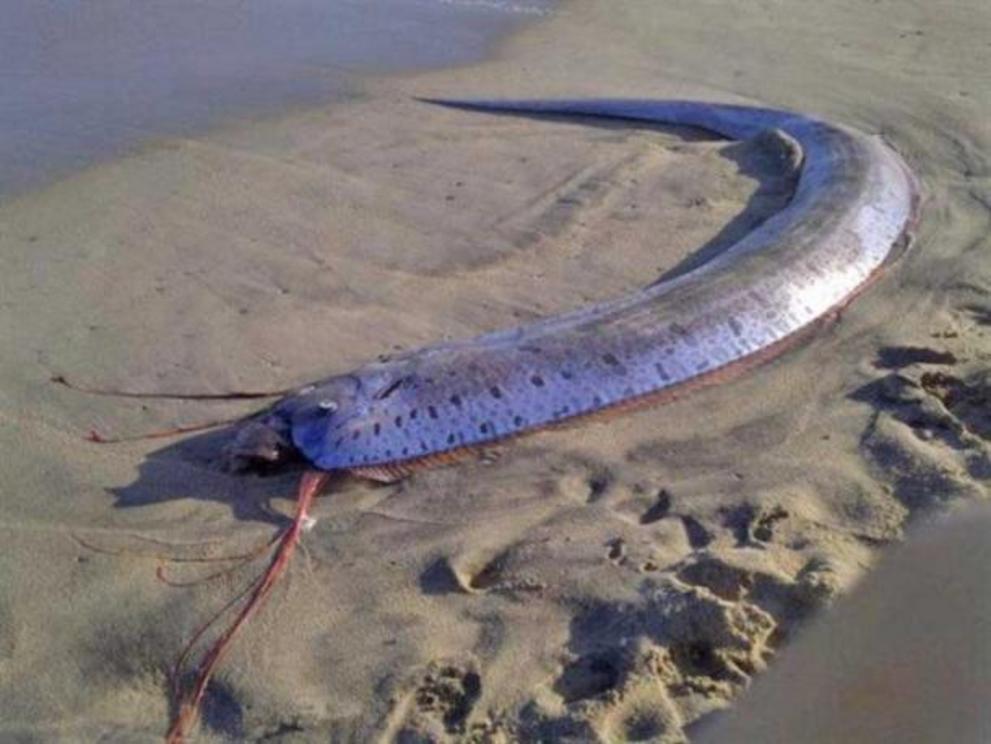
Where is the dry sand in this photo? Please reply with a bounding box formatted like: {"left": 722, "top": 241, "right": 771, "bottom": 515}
{"left": 1, "top": 1, "right": 988, "bottom": 741}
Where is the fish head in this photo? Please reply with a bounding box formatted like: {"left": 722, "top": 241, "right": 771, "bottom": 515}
{"left": 223, "top": 374, "right": 364, "bottom": 473}
{"left": 223, "top": 414, "right": 296, "bottom": 473}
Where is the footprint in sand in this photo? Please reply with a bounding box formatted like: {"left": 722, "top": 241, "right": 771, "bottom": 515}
{"left": 393, "top": 659, "right": 482, "bottom": 741}
{"left": 854, "top": 335, "right": 989, "bottom": 511}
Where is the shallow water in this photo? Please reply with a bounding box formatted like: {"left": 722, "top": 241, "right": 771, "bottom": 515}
{"left": 0, "top": 0, "right": 554, "bottom": 197}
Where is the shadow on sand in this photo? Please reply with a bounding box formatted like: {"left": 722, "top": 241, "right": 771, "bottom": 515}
{"left": 106, "top": 419, "right": 312, "bottom": 527}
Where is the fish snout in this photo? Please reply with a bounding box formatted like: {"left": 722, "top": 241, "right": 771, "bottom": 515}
{"left": 222, "top": 416, "right": 299, "bottom": 473}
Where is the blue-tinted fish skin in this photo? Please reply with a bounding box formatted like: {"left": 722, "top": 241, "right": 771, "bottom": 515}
{"left": 226, "top": 99, "right": 919, "bottom": 477}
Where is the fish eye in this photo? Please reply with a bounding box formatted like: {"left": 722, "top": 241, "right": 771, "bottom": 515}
{"left": 318, "top": 399, "right": 338, "bottom": 412}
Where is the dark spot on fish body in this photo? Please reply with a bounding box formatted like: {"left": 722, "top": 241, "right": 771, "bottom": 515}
{"left": 409, "top": 409, "right": 418, "bottom": 420}
{"left": 748, "top": 289, "right": 772, "bottom": 308}
{"left": 490, "top": 386, "right": 502, "bottom": 399}
{"left": 450, "top": 394, "right": 463, "bottom": 407}
{"left": 374, "top": 377, "right": 405, "bottom": 400}
{"left": 448, "top": 433, "right": 456, "bottom": 445}
{"left": 374, "top": 423, "right": 381, "bottom": 436}
{"left": 561, "top": 369, "right": 574, "bottom": 380}
{"left": 513, "top": 415, "right": 525, "bottom": 427}
{"left": 531, "top": 375, "right": 545, "bottom": 387}
{"left": 602, "top": 352, "right": 621, "bottom": 367}
{"left": 671, "top": 323, "right": 699, "bottom": 347}
{"left": 728, "top": 316, "right": 743, "bottom": 337}
{"left": 726, "top": 338, "right": 746, "bottom": 357}
{"left": 654, "top": 362, "right": 671, "bottom": 382}
{"left": 428, "top": 406, "right": 439, "bottom": 419}
{"left": 395, "top": 416, "right": 403, "bottom": 427}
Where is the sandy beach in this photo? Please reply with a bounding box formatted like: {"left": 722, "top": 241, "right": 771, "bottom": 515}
{"left": 1, "top": 1, "right": 988, "bottom": 741}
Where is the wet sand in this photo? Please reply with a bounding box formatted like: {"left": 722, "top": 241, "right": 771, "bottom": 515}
{"left": 0, "top": 0, "right": 552, "bottom": 197}
{"left": 0, "top": 1, "right": 988, "bottom": 741}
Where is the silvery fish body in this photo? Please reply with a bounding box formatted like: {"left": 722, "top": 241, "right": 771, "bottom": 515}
{"left": 228, "top": 99, "right": 919, "bottom": 479}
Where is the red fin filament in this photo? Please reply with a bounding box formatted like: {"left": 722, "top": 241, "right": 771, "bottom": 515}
{"left": 165, "top": 470, "right": 331, "bottom": 743}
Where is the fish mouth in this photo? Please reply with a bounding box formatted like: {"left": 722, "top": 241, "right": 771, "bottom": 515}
{"left": 222, "top": 415, "right": 303, "bottom": 475}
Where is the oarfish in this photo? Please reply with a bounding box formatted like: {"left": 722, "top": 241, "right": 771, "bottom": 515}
{"left": 225, "top": 99, "right": 920, "bottom": 481}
